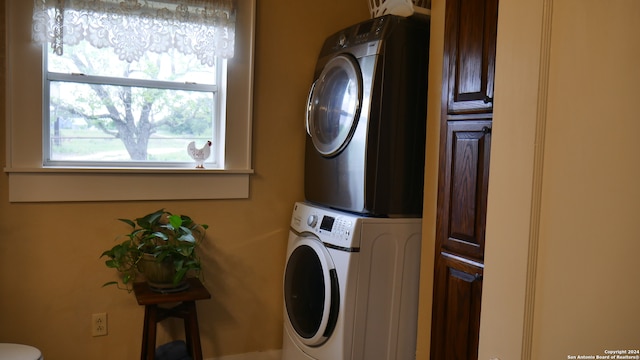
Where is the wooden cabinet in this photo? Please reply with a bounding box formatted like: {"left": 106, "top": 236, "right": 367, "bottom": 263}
{"left": 430, "top": 119, "right": 490, "bottom": 360}
{"left": 431, "top": 0, "right": 498, "bottom": 358}
{"left": 443, "top": 0, "right": 498, "bottom": 115}
{"left": 439, "top": 120, "right": 492, "bottom": 261}
{"left": 431, "top": 253, "right": 483, "bottom": 360}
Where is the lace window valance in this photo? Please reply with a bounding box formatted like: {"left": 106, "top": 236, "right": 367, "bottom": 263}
{"left": 32, "top": 0, "right": 236, "bottom": 66}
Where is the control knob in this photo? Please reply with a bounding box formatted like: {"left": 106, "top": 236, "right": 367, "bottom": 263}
{"left": 307, "top": 215, "right": 318, "bottom": 228}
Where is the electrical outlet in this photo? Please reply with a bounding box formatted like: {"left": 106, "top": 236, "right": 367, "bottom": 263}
{"left": 92, "top": 312, "right": 108, "bottom": 337}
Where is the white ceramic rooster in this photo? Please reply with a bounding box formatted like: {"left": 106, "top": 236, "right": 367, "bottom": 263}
{"left": 187, "top": 140, "right": 212, "bottom": 168}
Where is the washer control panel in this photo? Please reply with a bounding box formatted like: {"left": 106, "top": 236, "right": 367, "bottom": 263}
{"left": 317, "top": 214, "right": 352, "bottom": 242}
{"left": 291, "top": 202, "right": 360, "bottom": 248}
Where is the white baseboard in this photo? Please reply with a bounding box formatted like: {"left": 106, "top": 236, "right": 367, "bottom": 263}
{"left": 207, "top": 349, "right": 282, "bottom": 360}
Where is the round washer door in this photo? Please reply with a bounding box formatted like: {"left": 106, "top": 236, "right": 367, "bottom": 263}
{"left": 284, "top": 237, "right": 340, "bottom": 346}
{"left": 306, "top": 54, "right": 363, "bottom": 157}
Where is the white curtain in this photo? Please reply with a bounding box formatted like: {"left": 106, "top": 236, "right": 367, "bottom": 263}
{"left": 32, "top": 0, "right": 236, "bottom": 66}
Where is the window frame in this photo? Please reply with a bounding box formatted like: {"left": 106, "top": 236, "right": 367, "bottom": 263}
{"left": 4, "top": 0, "right": 255, "bottom": 202}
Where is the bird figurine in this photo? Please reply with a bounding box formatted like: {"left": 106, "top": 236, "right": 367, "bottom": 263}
{"left": 187, "top": 140, "right": 212, "bottom": 168}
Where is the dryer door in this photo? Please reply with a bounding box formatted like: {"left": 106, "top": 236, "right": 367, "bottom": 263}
{"left": 306, "top": 54, "right": 363, "bottom": 157}
{"left": 284, "top": 236, "right": 340, "bottom": 346}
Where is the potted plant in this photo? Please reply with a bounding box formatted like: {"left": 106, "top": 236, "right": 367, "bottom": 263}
{"left": 101, "top": 209, "right": 208, "bottom": 292}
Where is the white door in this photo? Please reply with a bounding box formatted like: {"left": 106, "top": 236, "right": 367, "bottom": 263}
{"left": 283, "top": 237, "right": 340, "bottom": 346}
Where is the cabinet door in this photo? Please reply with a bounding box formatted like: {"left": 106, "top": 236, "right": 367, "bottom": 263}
{"left": 444, "top": 0, "right": 498, "bottom": 114}
{"left": 430, "top": 252, "right": 483, "bottom": 360}
{"left": 438, "top": 120, "right": 491, "bottom": 261}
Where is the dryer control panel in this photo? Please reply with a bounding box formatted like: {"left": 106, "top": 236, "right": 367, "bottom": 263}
{"left": 319, "top": 16, "right": 389, "bottom": 56}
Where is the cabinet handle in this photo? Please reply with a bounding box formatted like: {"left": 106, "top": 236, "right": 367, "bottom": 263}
{"left": 483, "top": 96, "right": 493, "bottom": 104}
{"left": 474, "top": 273, "right": 483, "bottom": 281}
{"left": 482, "top": 126, "right": 492, "bottom": 134}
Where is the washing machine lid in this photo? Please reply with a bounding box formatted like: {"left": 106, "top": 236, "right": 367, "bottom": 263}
{"left": 306, "top": 54, "right": 363, "bottom": 157}
{"left": 284, "top": 237, "right": 340, "bottom": 346}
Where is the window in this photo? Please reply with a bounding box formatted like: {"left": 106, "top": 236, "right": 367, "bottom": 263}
{"left": 45, "top": 43, "right": 226, "bottom": 168}
{"left": 5, "top": 0, "right": 255, "bottom": 202}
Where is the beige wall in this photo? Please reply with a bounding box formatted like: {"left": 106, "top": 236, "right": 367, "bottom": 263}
{"left": 533, "top": 0, "right": 640, "bottom": 356}
{"left": 0, "top": 1, "right": 368, "bottom": 359}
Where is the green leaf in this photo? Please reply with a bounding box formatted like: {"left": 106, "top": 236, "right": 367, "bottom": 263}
{"left": 123, "top": 273, "right": 133, "bottom": 284}
{"left": 179, "top": 232, "right": 196, "bottom": 243}
{"left": 174, "top": 268, "right": 188, "bottom": 284}
{"left": 174, "top": 258, "right": 185, "bottom": 271}
{"left": 152, "top": 231, "right": 169, "bottom": 241}
{"left": 156, "top": 252, "right": 171, "bottom": 262}
{"left": 169, "top": 214, "right": 183, "bottom": 229}
{"left": 177, "top": 246, "right": 193, "bottom": 257}
{"left": 118, "top": 218, "right": 136, "bottom": 228}
{"left": 138, "top": 209, "right": 165, "bottom": 228}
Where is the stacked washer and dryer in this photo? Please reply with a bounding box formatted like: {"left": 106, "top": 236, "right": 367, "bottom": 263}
{"left": 283, "top": 14, "right": 431, "bottom": 360}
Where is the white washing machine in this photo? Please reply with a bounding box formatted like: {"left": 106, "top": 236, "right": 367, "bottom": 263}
{"left": 282, "top": 201, "right": 422, "bottom": 360}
